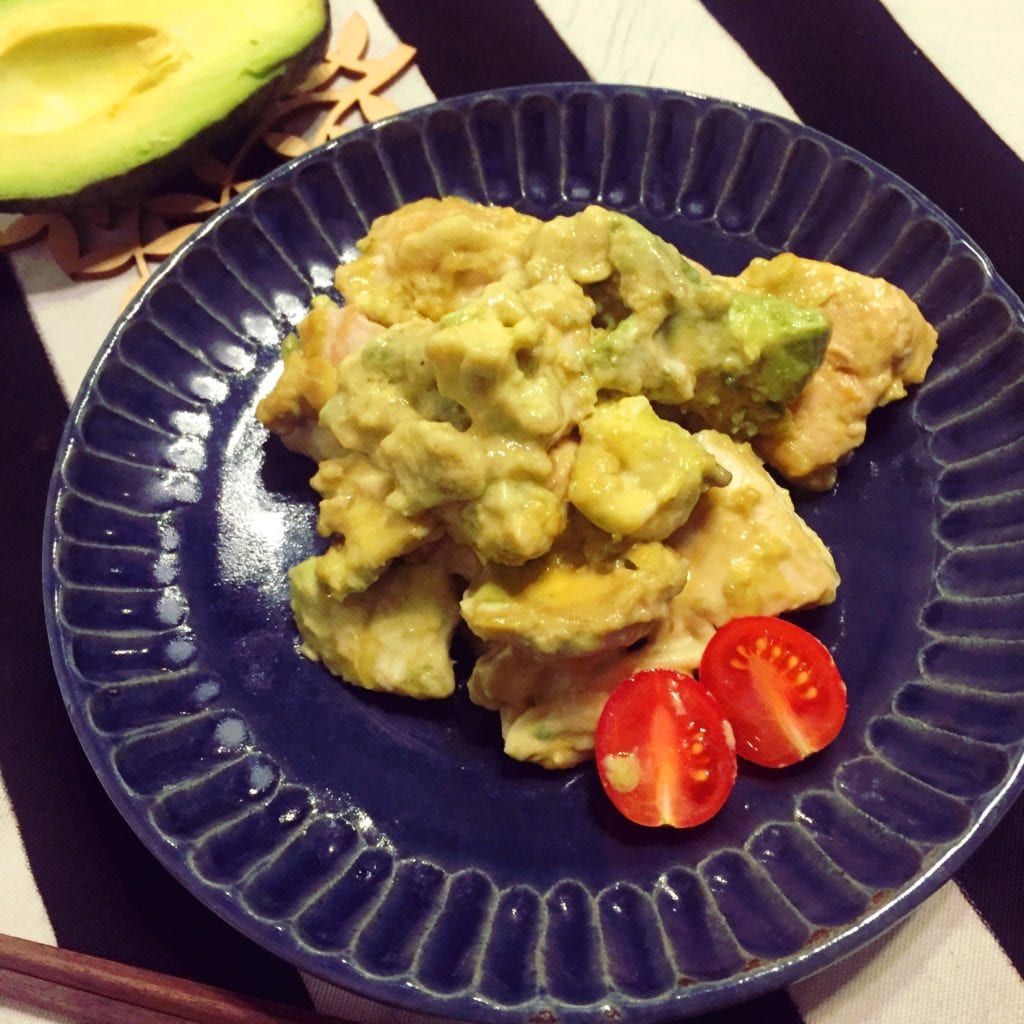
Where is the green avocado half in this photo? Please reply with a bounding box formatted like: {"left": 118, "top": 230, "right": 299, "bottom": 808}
{"left": 0, "top": 0, "right": 330, "bottom": 210}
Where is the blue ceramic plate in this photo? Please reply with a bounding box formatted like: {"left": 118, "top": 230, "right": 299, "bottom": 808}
{"left": 44, "top": 86, "right": 1024, "bottom": 1023}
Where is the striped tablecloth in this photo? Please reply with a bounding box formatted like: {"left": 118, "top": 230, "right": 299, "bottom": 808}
{"left": 2, "top": 2, "right": 1022, "bottom": 1022}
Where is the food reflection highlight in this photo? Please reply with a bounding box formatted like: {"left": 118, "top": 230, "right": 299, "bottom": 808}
{"left": 255, "top": 197, "right": 936, "bottom": 815}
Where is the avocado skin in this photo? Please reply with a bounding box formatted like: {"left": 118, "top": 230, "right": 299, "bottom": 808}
{"left": 0, "top": 8, "right": 331, "bottom": 212}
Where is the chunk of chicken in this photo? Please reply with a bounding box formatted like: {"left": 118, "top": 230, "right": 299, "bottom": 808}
{"left": 256, "top": 297, "right": 383, "bottom": 461}
{"left": 335, "top": 196, "right": 540, "bottom": 325}
{"left": 289, "top": 552, "right": 462, "bottom": 699}
{"left": 733, "top": 253, "right": 937, "bottom": 489}
{"left": 468, "top": 644, "right": 637, "bottom": 769}
{"left": 311, "top": 451, "right": 439, "bottom": 598}
{"left": 644, "top": 429, "right": 840, "bottom": 668}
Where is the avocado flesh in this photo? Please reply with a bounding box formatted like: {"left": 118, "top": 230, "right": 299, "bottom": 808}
{"left": 578, "top": 210, "right": 832, "bottom": 439}
{"left": 0, "top": 0, "right": 329, "bottom": 210}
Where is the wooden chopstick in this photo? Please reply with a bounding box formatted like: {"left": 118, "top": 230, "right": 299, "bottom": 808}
{"left": 0, "top": 931, "right": 353, "bottom": 1024}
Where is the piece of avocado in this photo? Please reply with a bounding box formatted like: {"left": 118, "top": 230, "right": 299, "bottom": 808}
{"left": 568, "top": 395, "right": 731, "bottom": 541}
{"left": 578, "top": 211, "right": 832, "bottom": 439}
{"left": 0, "top": 0, "right": 330, "bottom": 210}
{"left": 459, "top": 516, "right": 689, "bottom": 656}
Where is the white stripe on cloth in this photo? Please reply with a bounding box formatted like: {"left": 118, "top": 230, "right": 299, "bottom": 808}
{"left": 882, "top": 0, "right": 1024, "bottom": 160}
{"left": 304, "top": 974, "right": 461, "bottom": 1024}
{"left": 0, "top": 995, "right": 75, "bottom": 1023}
{"left": 4, "top": 261, "right": 125, "bottom": 403}
{"left": 0, "top": 775, "right": 74, "bottom": 1024}
{"left": 792, "top": 880, "right": 1024, "bottom": 1024}
{"left": 536, "top": 0, "right": 797, "bottom": 119}
{"left": 346, "top": 0, "right": 434, "bottom": 121}
{"left": 0, "top": 775, "right": 56, "bottom": 948}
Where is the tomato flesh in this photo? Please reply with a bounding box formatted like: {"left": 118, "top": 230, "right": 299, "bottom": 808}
{"left": 595, "top": 669, "right": 737, "bottom": 828}
{"left": 699, "top": 616, "right": 847, "bottom": 768}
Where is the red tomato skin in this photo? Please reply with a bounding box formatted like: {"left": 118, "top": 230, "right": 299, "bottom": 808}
{"left": 699, "top": 616, "right": 847, "bottom": 768}
{"left": 594, "top": 669, "right": 737, "bottom": 828}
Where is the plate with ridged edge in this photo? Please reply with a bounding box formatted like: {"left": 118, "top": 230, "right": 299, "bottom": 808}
{"left": 43, "top": 85, "right": 1024, "bottom": 1023}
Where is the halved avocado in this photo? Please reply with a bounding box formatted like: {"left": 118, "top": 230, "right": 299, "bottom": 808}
{"left": 0, "top": 0, "right": 330, "bottom": 210}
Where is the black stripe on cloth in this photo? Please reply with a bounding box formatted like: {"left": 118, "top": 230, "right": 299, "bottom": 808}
{"left": 700, "top": 0, "right": 1024, "bottom": 301}
{"left": 0, "top": 254, "right": 313, "bottom": 1008}
{"left": 700, "top": 0, "right": 1024, "bottom": 979}
{"left": 954, "top": 793, "right": 1024, "bottom": 973}
{"left": 375, "top": 0, "right": 591, "bottom": 98}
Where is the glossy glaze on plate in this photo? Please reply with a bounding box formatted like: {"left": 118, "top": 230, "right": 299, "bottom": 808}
{"left": 44, "top": 86, "right": 1024, "bottom": 1023}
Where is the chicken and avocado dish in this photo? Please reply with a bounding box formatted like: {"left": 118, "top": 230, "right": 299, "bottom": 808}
{"left": 256, "top": 197, "right": 937, "bottom": 770}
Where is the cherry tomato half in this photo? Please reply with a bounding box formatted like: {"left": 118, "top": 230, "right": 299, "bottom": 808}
{"left": 699, "top": 616, "right": 847, "bottom": 768}
{"left": 594, "top": 669, "right": 737, "bottom": 828}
